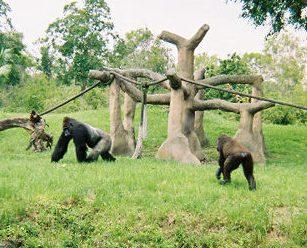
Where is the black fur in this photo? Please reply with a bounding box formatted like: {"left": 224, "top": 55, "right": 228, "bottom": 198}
{"left": 216, "top": 134, "right": 256, "bottom": 190}
{"left": 51, "top": 117, "right": 115, "bottom": 163}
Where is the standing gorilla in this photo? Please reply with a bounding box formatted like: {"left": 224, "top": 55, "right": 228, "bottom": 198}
{"left": 51, "top": 117, "right": 115, "bottom": 163}
{"left": 216, "top": 134, "right": 256, "bottom": 190}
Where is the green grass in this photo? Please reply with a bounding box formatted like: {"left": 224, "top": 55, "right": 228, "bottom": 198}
{"left": 0, "top": 108, "right": 306, "bottom": 247}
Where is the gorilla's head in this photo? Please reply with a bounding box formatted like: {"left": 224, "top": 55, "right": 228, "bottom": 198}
{"left": 63, "top": 117, "right": 75, "bottom": 137}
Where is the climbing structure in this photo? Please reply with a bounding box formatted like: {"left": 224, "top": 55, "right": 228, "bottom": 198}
{"left": 89, "top": 24, "right": 275, "bottom": 164}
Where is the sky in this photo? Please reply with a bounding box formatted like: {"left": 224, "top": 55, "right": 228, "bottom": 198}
{"left": 5, "top": 0, "right": 275, "bottom": 58}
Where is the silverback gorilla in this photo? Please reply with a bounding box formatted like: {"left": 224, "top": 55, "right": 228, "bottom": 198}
{"left": 216, "top": 134, "right": 256, "bottom": 190}
{"left": 51, "top": 117, "right": 115, "bottom": 163}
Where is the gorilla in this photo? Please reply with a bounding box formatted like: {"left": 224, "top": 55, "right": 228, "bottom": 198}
{"left": 216, "top": 134, "right": 256, "bottom": 190}
{"left": 51, "top": 117, "right": 115, "bottom": 163}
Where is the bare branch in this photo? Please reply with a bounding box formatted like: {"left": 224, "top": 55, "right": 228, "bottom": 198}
{"left": 187, "top": 24, "right": 210, "bottom": 50}
{"left": 248, "top": 101, "right": 275, "bottom": 114}
{"left": 158, "top": 31, "right": 187, "bottom": 48}
{"left": 105, "top": 67, "right": 170, "bottom": 90}
{"left": 192, "top": 99, "right": 241, "bottom": 113}
{"left": 0, "top": 117, "right": 33, "bottom": 131}
{"left": 199, "top": 75, "right": 263, "bottom": 86}
{"left": 194, "top": 67, "right": 206, "bottom": 81}
{"left": 88, "top": 70, "right": 112, "bottom": 83}
{"left": 116, "top": 77, "right": 170, "bottom": 105}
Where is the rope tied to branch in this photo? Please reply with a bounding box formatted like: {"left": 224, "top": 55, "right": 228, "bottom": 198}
{"left": 132, "top": 83, "right": 149, "bottom": 159}
{"left": 39, "top": 77, "right": 114, "bottom": 116}
{"left": 179, "top": 77, "right": 307, "bottom": 111}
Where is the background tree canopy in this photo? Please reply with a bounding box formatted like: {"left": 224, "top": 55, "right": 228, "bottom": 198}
{"left": 41, "top": 0, "right": 116, "bottom": 87}
{"left": 0, "top": 0, "right": 12, "bottom": 31}
{"left": 110, "top": 28, "right": 173, "bottom": 73}
{"left": 229, "top": 0, "right": 307, "bottom": 33}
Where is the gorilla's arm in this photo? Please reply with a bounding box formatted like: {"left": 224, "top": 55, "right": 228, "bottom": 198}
{"left": 51, "top": 132, "right": 72, "bottom": 162}
{"left": 72, "top": 124, "right": 88, "bottom": 162}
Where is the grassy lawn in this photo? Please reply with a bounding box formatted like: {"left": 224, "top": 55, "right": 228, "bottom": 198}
{"left": 0, "top": 108, "right": 306, "bottom": 247}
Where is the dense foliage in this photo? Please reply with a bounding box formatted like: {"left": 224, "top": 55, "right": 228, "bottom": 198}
{"left": 0, "top": 75, "right": 108, "bottom": 113}
{"left": 0, "top": 1, "right": 32, "bottom": 87}
{"left": 0, "top": 0, "right": 11, "bottom": 31}
{"left": 0, "top": 32, "right": 33, "bottom": 87}
{"left": 110, "top": 28, "right": 173, "bottom": 73}
{"left": 195, "top": 53, "right": 252, "bottom": 103}
{"left": 229, "top": 0, "right": 307, "bottom": 33}
{"left": 41, "top": 0, "right": 116, "bottom": 87}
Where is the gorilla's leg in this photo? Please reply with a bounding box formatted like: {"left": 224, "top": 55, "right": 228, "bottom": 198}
{"left": 242, "top": 154, "right": 256, "bottom": 190}
{"left": 51, "top": 132, "right": 72, "bottom": 162}
{"left": 221, "top": 155, "right": 241, "bottom": 185}
{"left": 216, "top": 156, "right": 225, "bottom": 180}
{"left": 75, "top": 145, "right": 88, "bottom": 162}
{"left": 87, "top": 139, "right": 115, "bottom": 162}
{"left": 73, "top": 131, "right": 88, "bottom": 162}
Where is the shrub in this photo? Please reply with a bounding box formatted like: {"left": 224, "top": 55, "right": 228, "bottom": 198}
{"left": 0, "top": 74, "right": 108, "bottom": 113}
{"left": 262, "top": 106, "right": 306, "bottom": 125}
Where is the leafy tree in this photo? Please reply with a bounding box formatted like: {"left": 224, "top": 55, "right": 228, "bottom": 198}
{"left": 195, "top": 52, "right": 219, "bottom": 78}
{"left": 244, "top": 31, "right": 306, "bottom": 96}
{"left": 0, "top": 32, "right": 33, "bottom": 87}
{"left": 0, "top": 1, "right": 34, "bottom": 87}
{"left": 228, "top": 0, "right": 307, "bottom": 33}
{"left": 110, "top": 28, "right": 173, "bottom": 74}
{"left": 0, "top": 0, "right": 12, "bottom": 31}
{"left": 42, "top": 0, "right": 116, "bottom": 87}
{"left": 244, "top": 31, "right": 307, "bottom": 125}
{"left": 195, "top": 53, "right": 251, "bottom": 102}
{"left": 39, "top": 46, "right": 53, "bottom": 78}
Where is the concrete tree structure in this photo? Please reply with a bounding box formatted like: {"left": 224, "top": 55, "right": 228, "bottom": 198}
{"left": 89, "top": 24, "right": 274, "bottom": 164}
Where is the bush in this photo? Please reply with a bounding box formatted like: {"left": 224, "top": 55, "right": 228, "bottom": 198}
{"left": 0, "top": 74, "right": 108, "bottom": 113}
{"left": 262, "top": 106, "right": 306, "bottom": 125}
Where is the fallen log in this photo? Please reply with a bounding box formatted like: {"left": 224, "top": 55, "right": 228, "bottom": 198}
{"left": 0, "top": 111, "right": 53, "bottom": 152}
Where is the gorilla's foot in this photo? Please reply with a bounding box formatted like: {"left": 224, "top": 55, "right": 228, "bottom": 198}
{"left": 101, "top": 151, "right": 116, "bottom": 162}
{"left": 219, "top": 179, "right": 230, "bottom": 185}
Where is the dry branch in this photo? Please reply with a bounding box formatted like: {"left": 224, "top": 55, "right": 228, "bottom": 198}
{"left": 193, "top": 99, "right": 241, "bottom": 113}
{"left": 188, "top": 24, "right": 210, "bottom": 50}
{"left": 0, "top": 112, "right": 53, "bottom": 152}
{"left": 158, "top": 31, "right": 186, "bottom": 47}
{"left": 89, "top": 69, "right": 171, "bottom": 105}
{"left": 199, "top": 74, "right": 263, "bottom": 86}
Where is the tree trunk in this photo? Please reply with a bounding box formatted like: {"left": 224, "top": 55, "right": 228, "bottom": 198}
{"left": 156, "top": 25, "right": 209, "bottom": 164}
{"left": 109, "top": 80, "right": 135, "bottom": 156}
{"left": 252, "top": 82, "right": 268, "bottom": 158}
{"left": 193, "top": 68, "right": 210, "bottom": 147}
{"left": 234, "top": 110, "right": 266, "bottom": 164}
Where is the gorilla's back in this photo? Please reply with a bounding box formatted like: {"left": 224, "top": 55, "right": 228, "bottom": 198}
{"left": 85, "top": 123, "right": 111, "bottom": 148}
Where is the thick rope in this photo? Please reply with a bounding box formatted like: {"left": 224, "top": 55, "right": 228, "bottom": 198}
{"left": 180, "top": 77, "right": 307, "bottom": 111}
{"left": 102, "top": 67, "right": 168, "bottom": 87}
{"left": 39, "top": 78, "right": 113, "bottom": 116}
{"left": 132, "top": 84, "right": 148, "bottom": 159}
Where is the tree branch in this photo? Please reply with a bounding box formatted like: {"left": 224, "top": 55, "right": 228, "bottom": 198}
{"left": 0, "top": 117, "right": 33, "bottom": 131}
{"left": 199, "top": 74, "right": 263, "bottom": 86}
{"left": 158, "top": 31, "right": 187, "bottom": 48}
{"left": 248, "top": 101, "right": 275, "bottom": 114}
{"left": 187, "top": 24, "right": 210, "bottom": 50}
{"left": 116, "top": 77, "right": 170, "bottom": 105}
{"left": 105, "top": 67, "right": 170, "bottom": 90}
{"left": 192, "top": 99, "right": 241, "bottom": 113}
